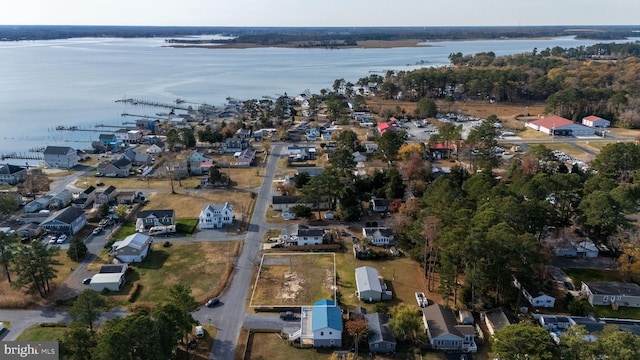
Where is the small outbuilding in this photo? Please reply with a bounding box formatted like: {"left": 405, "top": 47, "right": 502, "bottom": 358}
{"left": 89, "top": 273, "right": 125, "bottom": 292}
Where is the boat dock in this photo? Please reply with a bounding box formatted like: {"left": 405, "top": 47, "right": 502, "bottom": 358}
{"left": 1, "top": 152, "right": 44, "bottom": 161}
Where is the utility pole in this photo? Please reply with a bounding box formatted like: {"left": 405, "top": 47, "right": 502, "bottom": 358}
{"left": 166, "top": 165, "right": 176, "bottom": 194}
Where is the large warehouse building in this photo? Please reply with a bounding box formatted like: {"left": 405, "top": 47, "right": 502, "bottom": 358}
{"left": 526, "top": 115, "right": 595, "bottom": 137}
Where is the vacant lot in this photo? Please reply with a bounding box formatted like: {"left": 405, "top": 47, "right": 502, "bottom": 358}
{"left": 145, "top": 191, "right": 252, "bottom": 219}
{"left": 244, "top": 332, "right": 331, "bottom": 360}
{"left": 94, "top": 241, "right": 240, "bottom": 306}
{"left": 250, "top": 253, "right": 336, "bottom": 307}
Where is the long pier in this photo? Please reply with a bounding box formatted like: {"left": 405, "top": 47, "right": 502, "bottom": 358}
{"left": 115, "top": 98, "right": 192, "bottom": 111}
{"left": 1, "top": 152, "right": 44, "bottom": 161}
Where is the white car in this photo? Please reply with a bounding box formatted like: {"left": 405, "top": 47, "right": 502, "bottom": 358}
{"left": 56, "top": 234, "right": 68, "bottom": 244}
{"left": 195, "top": 325, "right": 204, "bottom": 339}
{"left": 48, "top": 236, "right": 58, "bottom": 244}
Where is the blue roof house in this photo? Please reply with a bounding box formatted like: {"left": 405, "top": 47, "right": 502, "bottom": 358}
{"left": 290, "top": 299, "right": 342, "bottom": 347}
{"left": 311, "top": 299, "right": 342, "bottom": 347}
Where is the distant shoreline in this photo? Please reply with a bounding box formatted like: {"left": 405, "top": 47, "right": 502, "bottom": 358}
{"left": 165, "top": 39, "right": 433, "bottom": 50}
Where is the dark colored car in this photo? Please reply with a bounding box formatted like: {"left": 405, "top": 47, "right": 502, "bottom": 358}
{"left": 280, "top": 311, "right": 297, "bottom": 321}
{"left": 271, "top": 243, "right": 284, "bottom": 248}
{"left": 205, "top": 297, "right": 219, "bottom": 307}
{"left": 82, "top": 277, "right": 92, "bottom": 285}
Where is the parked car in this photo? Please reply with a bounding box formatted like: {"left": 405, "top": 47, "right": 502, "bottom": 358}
{"left": 92, "top": 227, "right": 103, "bottom": 235}
{"left": 96, "top": 181, "right": 104, "bottom": 186}
{"left": 56, "top": 234, "right": 68, "bottom": 244}
{"left": 82, "top": 277, "right": 92, "bottom": 285}
{"left": 205, "top": 298, "right": 219, "bottom": 307}
{"left": 280, "top": 311, "right": 297, "bottom": 321}
{"left": 195, "top": 325, "right": 204, "bottom": 339}
{"left": 271, "top": 243, "right": 284, "bottom": 248}
{"left": 48, "top": 236, "right": 58, "bottom": 245}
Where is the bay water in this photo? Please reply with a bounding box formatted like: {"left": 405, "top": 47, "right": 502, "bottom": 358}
{"left": 0, "top": 35, "right": 624, "bottom": 162}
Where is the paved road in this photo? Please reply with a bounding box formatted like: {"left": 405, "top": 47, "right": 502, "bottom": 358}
{"left": 0, "top": 308, "right": 128, "bottom": 341}
{"left": 193, "top": 144, "right": 283, "bottom": 360}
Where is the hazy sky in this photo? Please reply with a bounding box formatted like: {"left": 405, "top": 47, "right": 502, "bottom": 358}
{"left": 3, "top": 0, "right": 640, "bottom": 27}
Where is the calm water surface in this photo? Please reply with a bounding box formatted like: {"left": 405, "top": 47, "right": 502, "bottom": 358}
{"left": 0, "top": 35, "right": 629, "bottom": 159}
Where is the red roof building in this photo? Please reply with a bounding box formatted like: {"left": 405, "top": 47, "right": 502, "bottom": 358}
{"left": 377, "top": 122, "right": 396, "bottom": 135}
{"left": 526, "top": 115, "right": 595, "bottom": 136}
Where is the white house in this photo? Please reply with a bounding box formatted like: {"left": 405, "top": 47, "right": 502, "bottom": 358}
{"left": 362, "top": 227, "right": 395, "bottom": 246}
{"left": 281, "top": 224, "right": 324, "bottom": 246}
{"left": 198, "top": 203, "right": 234, "bottom": 229}
{"left": 43, "top": 146, "right": 78, "bottom": 169}
{"left": 582, "top": 115, "right": 611, "bottom": 128}
{"left": 146, "top": 144, "right": 163, "bottom": 154}
{"left": 111, "top": 233, "right": 152, "bottom": 263}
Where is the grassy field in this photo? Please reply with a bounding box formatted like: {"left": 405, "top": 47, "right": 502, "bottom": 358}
{"left": 562, "top": 268, "right": 624, "bottom": 287}
{"left": 144, "top": 190, "right": 253, "bottom": 219}
{"left": 590, "top": 304, "right": 640, "bottom": 320}
{"left": 250, "top": 253, "right": 336, "bottom": 307}
{"left": 94, "top": 241, "right": 240, "bottom": 306}
{"left": 16, "top": 324, "right": 67, "bottom": 341}
{"left": 335, "top": 251, "right": 427, "bottom": 310}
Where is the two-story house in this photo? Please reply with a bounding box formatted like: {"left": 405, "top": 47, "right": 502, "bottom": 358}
{"left": 188, "top": 151, "right": 210, "bottom": 176}
{"left": 198, "top": 203, "right": 234, "bottom": 229}
{"left": 72, "top": 186, "right": 97, "bottom": 209}
{"left": 98, "top": 158, "right": 132, "bottom": 178}
{"left": 43, "top": 146, "right": 78, "bottom": 169}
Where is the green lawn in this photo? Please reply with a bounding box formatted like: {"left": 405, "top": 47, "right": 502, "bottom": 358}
{"left": 97, "top": 241, "right": 239, "bottom": 306}
{"left": 590, "top": 304, "right": 640, "bottom": 320}
{"left": 562, "top": 268, "right": 624, "bottom": 287}
{"left": 16, "top": 324, "right": 67, "bottom": 341}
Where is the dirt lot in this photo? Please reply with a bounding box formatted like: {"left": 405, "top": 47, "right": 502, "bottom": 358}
{"left": 250, "top": 253, "right": 336, "bottom": 307}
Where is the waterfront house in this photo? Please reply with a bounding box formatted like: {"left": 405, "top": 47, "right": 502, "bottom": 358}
{"left": 198, "top": 203, "right": 234, "bottom": 229}
{"left": 581, "top": 281, "right": 640, "bottom": 307}
{"left": 43, "top": 146, "right": 78, "bottom": 169}
{"left": 136, "top": 209, "right": 176, "bottom": 232}
{"left": 114, "top": 128, "right": 142, "bottom": 143}
{"left": 111, "top": 233, "right": 152, "bottom": 263}
{"left": 98, "top": 133, "right": 120, "bottom": 148}
{"left": 422, "top": 304, "right": 477, "bottom": 353}
{"left": 355, "top": 266, "right": 391, "bottom": 302}
{"left": 362, "top": 227, "right": 395, "bottom": 246}
{"left": 0, "top": 164, "right": 27, "bottom": 185}
{"left": 39, "top": 206, "right": 87, "bottom": 235}
{"left": 281, "top": 224, "right": 325, "bottom": 246}
{"left": 366, "top": 312, "right": 396, "bottom": 353}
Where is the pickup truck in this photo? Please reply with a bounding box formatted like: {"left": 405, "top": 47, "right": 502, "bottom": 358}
{"left": 279, "top": 311, "right": 297, "bottom": 321}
